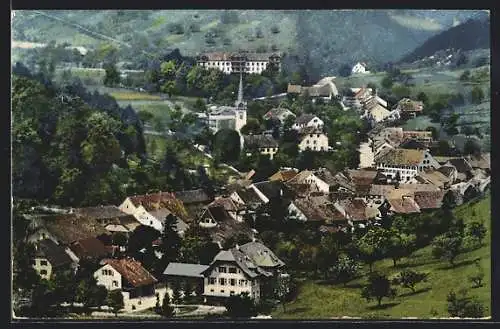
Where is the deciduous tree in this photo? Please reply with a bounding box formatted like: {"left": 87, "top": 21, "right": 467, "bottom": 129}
{"left": 361, "top": 272, "right": 397, "bottom": 307}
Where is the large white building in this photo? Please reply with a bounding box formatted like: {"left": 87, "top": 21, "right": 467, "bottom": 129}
{"left": 375, "top": 148, "right": 440, "bottom": 183}
{"left": 196, "top": 52, "right": 281, "bottom": 75}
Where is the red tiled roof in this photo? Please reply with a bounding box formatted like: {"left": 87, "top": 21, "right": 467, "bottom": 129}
{"left": 128, "top": 192, "right": 188, "bottom": 220}
{"left": 70, "top": 237, "right": 109, "bottom": 260}
{"left": 102, "top": 258, "right": 157, "bottom": 287}
{"left": 387, "top": 196, "right": 421, "bottom": 214}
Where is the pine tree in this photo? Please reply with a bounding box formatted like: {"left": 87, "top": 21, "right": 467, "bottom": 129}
{"left": 161, "top": 292, "right": 175, "bottom": 317}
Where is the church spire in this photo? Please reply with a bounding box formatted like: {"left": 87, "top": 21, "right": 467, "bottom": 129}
{"left": 237, "top": 71, "right": 244, "bottom": 106}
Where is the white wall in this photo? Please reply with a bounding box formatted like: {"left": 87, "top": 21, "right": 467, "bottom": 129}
{"left": 94, "top": 264, "right": 122, "bottom": 291}
{"left": 203, "top": 263, "right": 261, "bottom": 301}
{"left": 287, "top": 203, "right": 308, "bottom": 222}
{"left": 299, "top": 134, "right": 329, "bottom": 152}
{"left": 33, "top": 257, "right": 53, "bottom": 280}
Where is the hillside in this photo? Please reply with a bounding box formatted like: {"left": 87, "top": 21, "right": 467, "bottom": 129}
{"left": 399, "top": 16, "right": 490, "bottom": 64}
{"left": 273, "top": 195, "right": 491, "bottom": 319}
{"left": 11, "top": 10, "right": 484, "bottom": 78}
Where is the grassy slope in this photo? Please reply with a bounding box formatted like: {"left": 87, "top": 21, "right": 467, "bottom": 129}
{"left": 272, "top": 195, "right": 491, "bottom": 319}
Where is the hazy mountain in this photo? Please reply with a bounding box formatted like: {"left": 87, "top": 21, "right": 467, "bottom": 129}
{"left": 11, "top": 10, "right": 485, "bottom": 78}
{"left": 399, "top": 15, "right": 490, "bottom": 64}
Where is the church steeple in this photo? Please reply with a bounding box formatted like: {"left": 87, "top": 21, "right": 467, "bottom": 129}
{"left": 235, "top": 72, "right": 246, "bottom": 109}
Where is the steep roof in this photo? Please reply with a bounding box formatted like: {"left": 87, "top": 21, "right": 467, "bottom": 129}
{"left": 369, "top": 184, "right": 396, "bottom": 197}
{"left": 399, "top": 139, "right": 429, "bottom": 150}
{"left": 40, "top": 214, "right": 109, "bottom": 245}
{"left": 269, "top": 169, "right": 299, "bottom": 182}
{"left": 34, "top": 239, "right": 73, "bottom": 268}
{"left": 200, "top": 207, "right": 254, "bottom": 245}
{"left": 209, "top": 197, "right": 241, "bottom": 213}
{"left": 206, "top": 248, "right": 273, "bottom": 279}
{"left": 447, "top": 158, "right": 473, "bottom": 173}
{"left": 375, "top": 149, "right": 425, "bottom": 166}
{"left": 102, "top": 258, "right": 157, "bottom": 287}
{"left": 337, "top": 198, "right": 369, "bottom": 221}
{"left": 73, "top": 206, "right": 131, "bottom": 222}
{"left": 314, "top": 168, "right": 338, "bottom": 185}
{"left": 416, "top": 170, "right": 451, "bottom": 187}
{"left": 70, "top": 237, "right": 109, "bottom": 260}
{"left": 233, "top": 188, "right": 262, "bottom": 205}
{"left": 437, "top": 165, "right": 457, "bottom": 178}
{"left": 174, "top": 189, "right": 211, "bottom": 205}
{"left": 348, "top": 169, "right": 378, "bottom": 187}
{"left": 263, "top": 108, "right": 296, "bottom": 121}
{"left": 163, "top": 263, "right": 209, "bottom": 278}
{"left": 293, "top": 196, "right": 345, "bottom": 223}
{"left": 299, "top": 126, "right": 325, "bottom": 136}
{"left": 465, "top": 153, "right": 490, "bottom": 170}
{"left": 239, "top": 241, "right": 285, "bottom": 268}
{"left": 252, "top": 181, "right": 283, "bottom": 200}
{"left": 395, "top": 98, "right": 424, "bottom": 112}
{"left": 387, "top": 196, "right": 421, "bottom": 214}
{"left": 287, "top": 170, "right": 314, "bottom": 185}
{"left": 244, "top": 134, "right": 279, "bottom": 149}
{"left": 414, "top": 190, "right": 445, "bottom": 209}
{"left": 295, "top": 113, "right": 319, "bottom": 125}
{"left": 127, "top": 192, "right": 188, "bottom": 220}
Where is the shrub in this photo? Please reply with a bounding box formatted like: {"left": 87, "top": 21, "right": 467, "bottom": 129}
{"left": 447, "top": 289, "right": 486, "bottom": 318}
{"left": 271, "top": 25, "right": 280, "bottom": 34}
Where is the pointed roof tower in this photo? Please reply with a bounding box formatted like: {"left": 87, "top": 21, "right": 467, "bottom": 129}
{"left": 235, "top": 72, "right": 247, "bottom": 109}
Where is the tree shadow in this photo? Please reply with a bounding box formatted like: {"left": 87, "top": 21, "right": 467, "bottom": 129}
{"left": 287, "top": 306, "right": 311, "bottom": 313}
{"left": 439, "top": 258, "right": 480, "bottom": 270}
{"left": 398, "top": 287, "right": 432, "bottom": 298}
{"left": 367, "top": 302, "right": 400, "bottom": 310}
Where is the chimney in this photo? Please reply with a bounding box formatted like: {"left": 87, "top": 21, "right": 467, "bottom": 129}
{"left": 235, "top": 244, "right": 240, "bottom": 250}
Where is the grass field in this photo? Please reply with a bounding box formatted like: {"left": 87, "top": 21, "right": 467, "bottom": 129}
{"left": 109, "top": 91, "right": 162, "bottom": 101}
{"left": 272, "top": 195, "right": 491, "bottom": 319}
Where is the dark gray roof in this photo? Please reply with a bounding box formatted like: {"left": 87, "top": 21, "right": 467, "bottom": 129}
{"left": 35, "top": 239, "right": 73, "bottom": 268}
{"left": 239, "top": 242, "right": 285, "bottom": 268}
{"left": 163, "top": 263, "right": 209, "bottom": 278}
{"left": 295, "top": 113, "right": 318, "bottom": 125}
{"left": 253, "top": 181, "right": 283, "bottom": 200}
{"left": 232, "top": 188, "right": 263, "bottom": 206}
{"left": 203, "top": 248, "right": 272, "bottom": 279}
{"left": 174, "top": 189, "right": 211, "bottom": 204}
{"left": 448, "top": 158, "right": 473, "bottom": 173}
{"left": 244, "top": 134, "right": 279, "bottom": 149}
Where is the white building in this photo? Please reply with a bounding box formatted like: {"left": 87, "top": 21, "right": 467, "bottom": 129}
{"left": 32, "top": 239, "right": 75, "bottom": 280}
{"left": 375, "top": 148, "right": 440, "bottom": 183}
{"left": 200, "top": 242, "right": 285, "bottom": 302}
{"left": 197, "top": 73, "right": 247, "bottom": 135}
{"left": 351, "top": 62, "right": 370, "bottom": 75}
{"left": 286, "top": 170, "right": 330, "bottom": 194}
{"left": 197, "top": 52, "right": 281, "bottom": 75}
{"left": 262, "top": 107, "right": 296, "bottom": 124}
{"left": 118, "top": 192, "right": 189, "bottom": 235}
{"left": 94, "top": 258, "right": 157, "bottom": 300}
{"left": 292, "top": 114, "right": 324, "bottom": 131}
{"left": 298, "top": 127, "right": 329, "bottom": 152}
{"left": 243, "top": 134, "right": 279, "bottom": 160}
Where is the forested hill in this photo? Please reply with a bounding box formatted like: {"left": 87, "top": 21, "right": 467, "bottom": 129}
{"left": 12, "top": 10, "right": 483, "bottom": 78}
{"left": 399, "top": 16, "right": 490, "bottom": 64}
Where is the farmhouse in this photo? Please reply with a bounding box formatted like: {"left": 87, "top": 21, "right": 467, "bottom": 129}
{"left": 32, "top": 239, "right": 75, "bottom": 280}
{"left": 375, "top": 148, "right": 440, "bottom": 183}
{"left": 351, "top": 62, "right": 370, "bottom": 74}
{"left": 298, "top": 127, "right": 329, "bottom": 152}
{"left": 392, "top": 98, "right": 424, "bottom": 119}
{"left": 95, "top": 258, "right": 157, "bottom": 299}
{"left": 292, "top": 114, "right": 324, "bottom": 131}
{"left": 243, "top": 134, "right": 279, "bottom": 160}
{"left": 263, "top": 107, "right": 296, "bottom": 124}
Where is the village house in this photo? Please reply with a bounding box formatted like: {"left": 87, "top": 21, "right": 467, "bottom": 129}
{"left": 334, "top": 198, "right": 378, "bottom": 228}
{"left": 262, "top": 107, "right": 296, "bottom": 125}
{"left": 208, "top": 197, "right": 245, "bottom": 222}
{"left": 73, "top": 205, "right": 136, "bottom": 226}
{"left": 351, "top": 62, "right": 370, "bottom": 74}
{"left": 163, "top": 263, "right": 208, "bottom": 298}
{"left": 392, "top": 98, "right": 424, "bottom": 119}
{"left": 229, "top": 186, "right": 263, "bottom": 211}
{"left": 287, "top": 77, "right": 339, "bottom": 103}
{"left": 444, "top": 158, "right": 474, "bottom": 182}
{"left": 402, "top": 130, "right": 433, "bottom": 145}
{"left": 413, "top": 190, "right": 446, "bottom": 211}
{"left": 385, "top": 189, "right": 421, "bottom": 215}
{"left": 243, "top": 134, "right": 279, "bottom": 160}
{"left": 200, "top": 242, "right": 285, "bottom": 302}
{"left": 298, "top": 126, "right": 329, "bottom": 152}
{"left": 413, "top": 169, "right": 451, "bottom": 189}
{"left": 95, "top": 258, "right": 157, "bottom": 301}
{"left": 375, "top": 148, "right": 440, "bottom": 183}
{"left": 69, "top": 237, "right": 111, "bottom": 262}
{"left": 196, "top": 51, "right": 281, "bottom": 74}
{"left": 198, "top": 206, "right": 255, "bottom": 248}
{"left": 286, "top": 170, "right": 331, "bottom": 194}
{"left": 292, "top": 114, "right": 324, "bottom": 131}
{"left": 118, "top": 191, "right": 190, "bottom": 235}
{"left": 342, "top": 87, "right": 374, "bottom": 111}
{"left": 32, "top": 239, "right": 76, "bottom": 280}
{"left": 288, "top": 196, "right": 347, "bottom": 228}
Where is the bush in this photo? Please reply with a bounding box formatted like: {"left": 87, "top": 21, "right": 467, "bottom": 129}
{"left": 255, "top": 28, "right": 264, "bottom": 39}
{"left": 168, "top": 23, "right": 184, "bottom": 35}
{"left": 271, "top": 25, "right": 280, "bottom": 34}
{"left": 189, "top": 23, "right": 200, "bottom": 33}
{"left": 222, "top": 38, "right": 232, "bottom": 46}
{"left": 447, "top": 289, "right": 486, "bottom": 318}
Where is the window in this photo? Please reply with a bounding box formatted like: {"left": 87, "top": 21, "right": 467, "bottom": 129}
{"left": 210, "top": 289, "right": 214, "bottom": 292}
{"left": 219, "top": 278, "right": 226, "bottom": 285}
{"left": 228, "top": 267, "right": 237, "bottom": 274}
{"left": 310, "top": 134, "right": 313, "bottom": 137}
{"left": 209, "top": 277, "right": 216, "bottom": 285}
{"left": 112, "top": 280, "right": 118, "bottom": 287}
{"left": 230, "top": 279, "right": 236, "bottom": 286}
{"left": 40, "top": 270, "right": 47, "bottom": 275}
{"left": 32, "top": 260, "right": 36, "bottom": 266}
{"left": 263, "top": 148, "right": 268, "bottom": 152}
{"left": 218, "top": 266, "right": 227, "bottom": 273}
{"left": 221, "top": 290, "right": 225, "bottom": 293}
{"left": 313, "top": 140, "right": 317, "bottom": 144}
{"left": 40, "top": 260, "right": 47, "bottom": 266}
{"left": 230, "top": 291, "right": 235, "bottom": 295}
